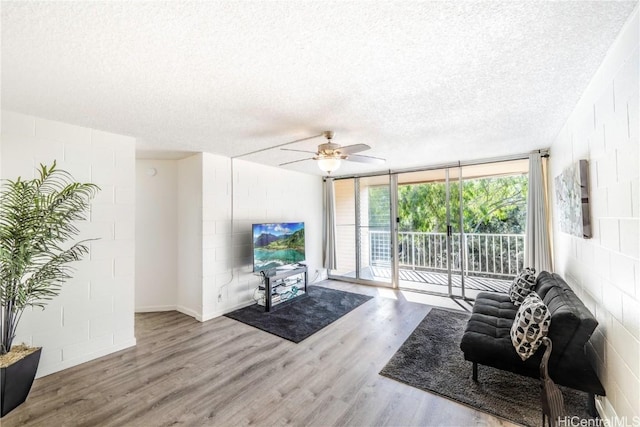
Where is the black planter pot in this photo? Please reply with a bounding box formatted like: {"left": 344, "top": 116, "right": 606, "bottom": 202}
{"left": 0, "top": 348, "right": 41, "bottom": 417}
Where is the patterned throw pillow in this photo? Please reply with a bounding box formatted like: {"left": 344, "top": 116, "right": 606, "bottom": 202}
{"left": 509, "top": 267, "right": 537, "bottom": 306}
{"left": 510, "top": 292, "right": 551, "bottom": 361}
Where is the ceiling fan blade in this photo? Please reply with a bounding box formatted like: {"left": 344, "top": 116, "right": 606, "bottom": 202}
{"left": 338, "top": 144, "right": 371, "bottom": 154}
{"left": 234, "top": 133, "right": 323, "bottom": 158}
{"left": 279, "top": 158, "right": 314, "bottom": 166}
{"left": 346, "top": 154, "right": 386, "bottom": 164}
{"left": 281, "top": 148, "right": 318, "bottom": 154}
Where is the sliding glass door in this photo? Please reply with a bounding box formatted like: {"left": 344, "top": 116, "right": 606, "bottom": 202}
{"left": 396, "top": 160, "right": 528, "bottom": 298}
{"left": 332, "top": 178, "right": 357, "bottom": 278}
{"left": 395, "top": 167, "right": 462, "bottom": 297}
{"left": 357, "top": 175, "right": 392, "bottom": 286}
{"left": 452, "top": 161, "right": 529, "bottom": 296}
{"left": 329, "top": 159, "right": 528, "bottom": 297}
{"left": 330, "top": 175, "right": 394, "bottom": 287}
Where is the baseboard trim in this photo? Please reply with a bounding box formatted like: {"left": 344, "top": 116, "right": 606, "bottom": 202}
{"left": 176, "top": 305, "right": 201, "bottom": 320}
{"left": 135, "top": 305, "right": 177, "bottom": 313}
{"left": 201, "top": 299, "right": 255, "bottom": 322}
{"left": 36, "top": 338, "right": 137, "bottom": 379}
{"left": 175, "top": 300, "right": 259, "bottom": 323}
{"left": 595, "top": 395, "right": 616, "bottom": 426}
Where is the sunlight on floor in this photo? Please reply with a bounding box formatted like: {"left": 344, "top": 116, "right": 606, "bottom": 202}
{"left": 374, "top": 288, "right": 398, "bottom": 300}
{"left": 399, "top": 290, "right": 474, "bottom": 312}
{"left": 321, "top": 278, "right": 475, "bottom": 312}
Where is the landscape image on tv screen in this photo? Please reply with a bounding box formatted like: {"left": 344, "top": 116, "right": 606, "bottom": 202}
{"left": 252, "top": 222, "right": 305, "bottom": 272}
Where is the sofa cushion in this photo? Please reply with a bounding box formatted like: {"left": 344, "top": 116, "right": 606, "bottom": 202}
{"left": 541, "top": 276, "right": 598, "bottom": 366}
{"left": 508, "top": 267, "right": 537, "bottom": 305}
{"left": 470, "top": 292, "right": 519, "bottom": 319}
{"left": 534, "top": 270, "right": 569, "bottom": 300}
{"left": 461, "top": 292, "right": 526, "bottom": 370}
{"left": 511, "top": 292, "right": 551, "bottom": 361}
{"left": 460, "top": 312, "right": 542, "bottom": 376}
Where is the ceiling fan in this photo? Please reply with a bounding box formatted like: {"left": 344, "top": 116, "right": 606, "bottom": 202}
{"left": 279, "top": 131, "right": 385, "bottom": 174}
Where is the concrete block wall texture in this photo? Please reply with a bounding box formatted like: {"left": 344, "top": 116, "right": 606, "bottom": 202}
{"left": 0, "top": 110, "right": 136, "bottom": 378}
{"left": 134, "top": 153, "right": 323, "bottom": 322}
{"left": 549, "top": 8, "right": 639, "bottom": 420}
{"left": 200, "top": 153, "right": 324, "bottom": 320}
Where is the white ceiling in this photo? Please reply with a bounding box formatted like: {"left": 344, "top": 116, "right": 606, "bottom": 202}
{"left": 1, "top": 1, "right": 636, "bottom": 176}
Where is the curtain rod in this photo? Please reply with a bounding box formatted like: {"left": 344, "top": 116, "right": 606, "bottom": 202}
{"left": 325, "top": 148, "right": 550, "bottom": 181}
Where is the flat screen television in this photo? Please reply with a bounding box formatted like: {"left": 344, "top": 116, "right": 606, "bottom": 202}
{"left": 252, "top": 222, "right": 305, "bottom": 272}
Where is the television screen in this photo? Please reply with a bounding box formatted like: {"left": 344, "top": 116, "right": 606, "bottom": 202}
{"left": 252, "top": 222, "right": 305, "bottom": 272}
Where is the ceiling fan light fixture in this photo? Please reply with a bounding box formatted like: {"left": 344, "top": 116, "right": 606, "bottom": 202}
{"left": 277, "top": 130, "right": 386, "bottom": 172}
{"left": 317, "top": 157, "right": 341, "bottom": 174}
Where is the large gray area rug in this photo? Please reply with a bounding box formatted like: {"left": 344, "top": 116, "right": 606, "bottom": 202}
{"left": 225, "top": 285, "right": 372, "bottom": 343}
{"left": 380, "top": 308, "right": 593, "bottom": 427}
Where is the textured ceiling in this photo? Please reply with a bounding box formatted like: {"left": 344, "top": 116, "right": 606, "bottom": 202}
{"left": 1, "top": 1, "right": 636, "bottom": 176}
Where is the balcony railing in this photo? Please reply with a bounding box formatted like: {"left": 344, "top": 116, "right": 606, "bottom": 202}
{"left": 369, "top": 230, "right": 525, "bottom": 278}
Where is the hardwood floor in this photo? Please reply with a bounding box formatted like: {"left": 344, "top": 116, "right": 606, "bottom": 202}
{"left": 3, "top": 281, "right": 517, "bottom": 427}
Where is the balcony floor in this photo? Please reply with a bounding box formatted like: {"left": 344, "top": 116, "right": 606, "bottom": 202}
{"left": 366, "top": 266, "right": 512, "bottom": 294}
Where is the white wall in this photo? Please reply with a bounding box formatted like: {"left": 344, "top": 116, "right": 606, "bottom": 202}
{"left": 177, "top": 154, "right": 204, "bottom": 318}
{"left": 135, "top": 159, "right": 178, "bottom": 311}
{"left": 134, "top": 152, "right": 323, "bottom": 321}
{"left": 200, "top": 154, "right": 324, "bottom": 320}
{"left": 549, "top": 8, "right": 639, "bottom": 420}
{"left": 0, "top": 111, "right": 136, "bottom": 378}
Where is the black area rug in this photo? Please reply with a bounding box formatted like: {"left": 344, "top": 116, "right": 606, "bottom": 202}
{"left": 380, "top": 308, "right": 593, "bottom": 427}
{"left": 224, "top": 286, "right": 372, "bottom": 343}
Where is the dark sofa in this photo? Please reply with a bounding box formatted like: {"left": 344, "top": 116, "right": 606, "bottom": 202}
{"left": 460, "top": 271, "right": 605, "bottom": 409}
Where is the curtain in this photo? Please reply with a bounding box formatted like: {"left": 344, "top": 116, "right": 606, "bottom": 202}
{"left": 525, "top": 153, "right": 553, "bottom": 272}
{"left": 323, "top": 178, "right": 337, "bottom": 270}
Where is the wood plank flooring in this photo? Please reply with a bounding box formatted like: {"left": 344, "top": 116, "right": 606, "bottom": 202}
{"left": 2, "top": 281, "right": 517, "bottom": 427}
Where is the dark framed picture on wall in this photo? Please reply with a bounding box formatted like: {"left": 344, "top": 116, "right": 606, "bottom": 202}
{"left": 554, "top": 159, "right": 591, "bottom": 239}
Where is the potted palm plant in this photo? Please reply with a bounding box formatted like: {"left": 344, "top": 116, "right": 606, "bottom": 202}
{"left": 0, "top": 161, "right": 99, "bottom": 417}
